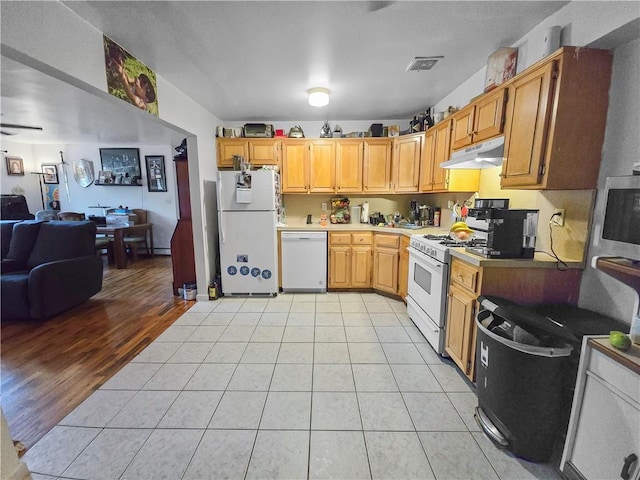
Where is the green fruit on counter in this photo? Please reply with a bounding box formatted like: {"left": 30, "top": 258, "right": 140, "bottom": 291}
{"left": 609, "top": 331, "right": 631, "bottom": 351}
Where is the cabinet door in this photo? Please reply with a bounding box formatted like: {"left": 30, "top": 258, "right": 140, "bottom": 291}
{"left": 397, "top": 236, "right": 410, "bottom": 299}
{"left": 445, "top": 284, "right": 476, "bottom": 377}
{"left": 473, "top": 88, "right": 507, "bottom": 143}
{"left": 217, "top": 139, "right": 248, "bottom": 168}
{"left": 419, "top": 129, "right": 436, "bottom": 191}
{"left": 336, "top": 140, "right": 363, "bottom": 193}
{"left": 249, "top": 139, "right": 280, "bottom": 167}
{"left": 329, "top": 246, "right": 351, "bottom": 288}
{"left": 309, "top": 140, "right": 336, "bottom": 193}
{"left": 450, "top": 104, "right": 474, "bottom": 151}
{"left": 363, "top": 139, "right": 392, "bottom": 193}
{"left": 281, "top": 140, "right": 309, "bottom": 193}
{"left": 393, "top": 134, "right": 421, "bottom": 192}
{"left": 569, "top": 373, "right": 640, "bottom": 480}
{"left": 373, "top": 247, "right": 399, "bottom": 294}
{"left": 501, "top": 61, "right": 556, "bottom": 188}
{"left": 431, "top": 120, "right": 452, "bottom": 191}
{"left": 351, "top": 246, "right": 372, "bottom": 288}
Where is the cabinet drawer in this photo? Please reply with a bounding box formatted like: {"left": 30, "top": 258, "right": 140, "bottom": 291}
{"left": 351, "top": 233, "right": 372, "bottom": 245}
{"left": 451, "top": 259, "right": 479, "bottom": 292}
{"left": 330, "top": 233, "right": 352, "bottom": 246}
{"left": 587, "top": 347, "right": 639, "bottom": 404}
{"left": 374, "top": 233, "right": 400, "bottom": 249}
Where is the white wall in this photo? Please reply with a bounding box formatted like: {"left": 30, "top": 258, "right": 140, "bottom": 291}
{"left": 1, "top": 1, "right": 221, "bottom": 297}
{"left": 578, "top": 38, "right": 640, "bottom": 322}
{"left": 1, "top": 142, "right": 41, "bottom": 214}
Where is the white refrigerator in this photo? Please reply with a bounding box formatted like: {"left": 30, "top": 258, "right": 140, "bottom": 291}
{"left": 217, "top": 170, "right": 280, "bottom": 296}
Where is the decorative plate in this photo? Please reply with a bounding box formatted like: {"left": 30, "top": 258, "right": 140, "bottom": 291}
{"left": 73, "top": 159, "right": 94, "bottom": 187}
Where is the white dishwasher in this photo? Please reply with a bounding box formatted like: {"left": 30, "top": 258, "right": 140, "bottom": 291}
{"left": 281, "top": 231, "right": 327, "bottom": 292}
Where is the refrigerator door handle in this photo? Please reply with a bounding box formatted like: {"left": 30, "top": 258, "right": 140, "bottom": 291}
{"left": 217, "top": 172, "right": 225, "bottom": 243}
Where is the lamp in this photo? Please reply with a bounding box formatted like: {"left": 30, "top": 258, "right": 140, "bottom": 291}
{"left": 308, "top": 87, "right": 330, "bottom": 107}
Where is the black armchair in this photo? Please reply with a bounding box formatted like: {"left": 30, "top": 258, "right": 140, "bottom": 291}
{"left": 1, "top": 220, "right": 103, "bottom": 320}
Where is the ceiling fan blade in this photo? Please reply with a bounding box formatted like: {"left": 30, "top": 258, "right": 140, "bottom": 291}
{"left": 0, "top": 123, "right": 43, "bottom": 131}
{"left": 1, "top": 131, "right": 16, "bottom": 136}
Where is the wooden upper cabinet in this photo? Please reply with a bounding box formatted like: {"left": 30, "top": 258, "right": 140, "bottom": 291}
{"left": 281, "top": 139, "right": 309, "bottom": 193}
{"left": 501, "top": 47, "right": 613, "bottom": 190}
{"left": 419, "top": 128, "right": 436, "bottom": 191}
{"left": 501, "top": 61, "right": 556, "bottom": 188}
{"left": 336, "top": 140, "right": 364, "bottom": 193}
{"left": 217, "top": 139, "right": 248, "bottom": 168}
{"left": 392, "top": 133, "right": 421, "bottom": 193}
{"left": 363, "top": 139, "right": 392, "bottom": 193}
{"left": 431, "top": 120, "right": 452, "bottom": 191}
{"left": 451, "top": 88, "right": 507, "bottom": 151}
{"left": 248, "top": 139, "right": 280, "bottom": 167}
{"left": 309, "top": 140, "right": 336, "bottom": 193}
{"left": 450, "top": 104, "right": 475, "bottom": 151}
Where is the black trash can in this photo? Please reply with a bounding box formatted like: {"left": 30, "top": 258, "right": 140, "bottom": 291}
{"left": 474, "top": 296, "right": 577, "bottom": 463}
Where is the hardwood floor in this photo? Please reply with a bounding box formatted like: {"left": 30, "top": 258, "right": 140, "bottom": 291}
{"left": 1, "top": 255, "right": 193, "bottom": 453}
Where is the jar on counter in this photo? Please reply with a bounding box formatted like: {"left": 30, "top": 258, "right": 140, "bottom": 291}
{"left": 434, "top": 207, "right": 441, "bottom": 227}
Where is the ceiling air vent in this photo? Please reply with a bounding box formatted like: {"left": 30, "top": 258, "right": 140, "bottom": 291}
{"left": 406, "top": 56, "right": 444, "bottom": 72}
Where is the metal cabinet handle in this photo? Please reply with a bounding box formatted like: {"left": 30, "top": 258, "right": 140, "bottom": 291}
{"left": 621, "top": 453, "right": 638, "bottom": 480}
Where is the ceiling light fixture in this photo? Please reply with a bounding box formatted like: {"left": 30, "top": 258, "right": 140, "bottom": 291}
{"left": 308, "top": 87, "right": 330, "bottom": 107}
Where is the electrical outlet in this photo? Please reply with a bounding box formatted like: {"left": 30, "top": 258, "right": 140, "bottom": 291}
{"left": 321, "top": 202, "right": 327, "bottom": 211}
{"left": 447, "top": 200, "right": 454, "bottom": 209}
{"left": 551, "top": 209, "right": 565, "bottom": 227}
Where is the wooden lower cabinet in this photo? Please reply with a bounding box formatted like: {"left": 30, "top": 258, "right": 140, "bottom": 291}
{"left": 445, "top": 256, "right": 583, "bottom": 381}
{"left": 397, "top": 236, "right": 410, "bottom": 300}
{"left": 328, "top": 232, "right": 372, "bottom": 289}
{"left": 372, "top": 233, "right": 400, "bottom": 295}
{"left": 445, "top": 283, "right": 477, "bottom": 377}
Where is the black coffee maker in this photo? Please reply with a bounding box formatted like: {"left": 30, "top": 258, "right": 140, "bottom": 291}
{"left": 466, "top": 199, "right": 539, "bottom": 259}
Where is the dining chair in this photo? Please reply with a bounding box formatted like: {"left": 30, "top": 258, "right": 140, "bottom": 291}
{"left": 35, "top": 210, "right": 57, "bottom": 221}
{"left": 123, "top": 209, "right": 151, "bottom": 259}
{"left": 56, "top": 212, "right": 112, "bottom": 258}
{"left": 57, "top": 211, "right": 86, "bottom": 221}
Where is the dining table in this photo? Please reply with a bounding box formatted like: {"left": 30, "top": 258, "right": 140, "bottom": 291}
{"left": 96, "top": 223, "right": 154, "bottom": 269}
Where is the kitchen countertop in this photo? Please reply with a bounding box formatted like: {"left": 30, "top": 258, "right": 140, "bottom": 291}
{"left": 278, "top": 222, "right": 443, "bottom": 237}
{"left": 278, "top": 222, "right": 585, "bottom": 269}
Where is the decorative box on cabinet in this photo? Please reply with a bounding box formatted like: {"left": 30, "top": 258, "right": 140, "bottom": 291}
{"left": 501, "top": 47, "right": 613, "bottom": 190}
{"left": 561, "top": 337, "right": 639, "bottom": 480}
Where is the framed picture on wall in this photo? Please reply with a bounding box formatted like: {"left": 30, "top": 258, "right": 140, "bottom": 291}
{"left": 6, "top": 156, "right": 24, "bottom": 176}
{"left": 99, "top": 148, "right": 142, "bottom": 185}
{"left": 42, "top": 164, "right": 59, "bottom": 184}
{"left": 145, "top": 155, "right": 167, "bottom": 192}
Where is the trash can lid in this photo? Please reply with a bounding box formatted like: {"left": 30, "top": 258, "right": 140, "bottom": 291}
{"left": 478, "top": 295, "right": 579, "bottom": 344}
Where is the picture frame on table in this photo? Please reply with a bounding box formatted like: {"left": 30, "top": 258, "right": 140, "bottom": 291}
{"left": 41, "top": 164, "right": 59, "bottom": 184}
{"left": 6, "top": 157, "right": 24, "bottom": 176}
{"left": 99, "top": 147, "right": 142, "bottom": 185}
{"left": 145, "top": 155, "right": 167, "bottom": 192}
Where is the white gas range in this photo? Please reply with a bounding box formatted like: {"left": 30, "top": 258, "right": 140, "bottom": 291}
{"left": 406, "top": 233, "right": 486, "bottom": 354}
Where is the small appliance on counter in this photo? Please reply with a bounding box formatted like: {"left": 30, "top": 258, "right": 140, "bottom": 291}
{"left": 466, "top": 198, "right": 539, "bottom": 259}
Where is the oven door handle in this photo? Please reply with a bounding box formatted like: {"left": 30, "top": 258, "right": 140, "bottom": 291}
{"left": 410, "top": 250, "right": 444, "bottom": 270}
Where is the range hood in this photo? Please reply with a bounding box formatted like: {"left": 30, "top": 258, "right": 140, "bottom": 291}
{"left": 440, "top": 136, "right": 505, "bottom": 169}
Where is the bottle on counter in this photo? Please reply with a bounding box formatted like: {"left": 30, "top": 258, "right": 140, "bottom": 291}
{"left": 434, "top": 207, "right": 441, "bottom": 227}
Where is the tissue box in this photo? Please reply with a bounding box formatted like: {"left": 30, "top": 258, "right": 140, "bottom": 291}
{"left": 484, "top": 47, "right": 518, "bottom": 92}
